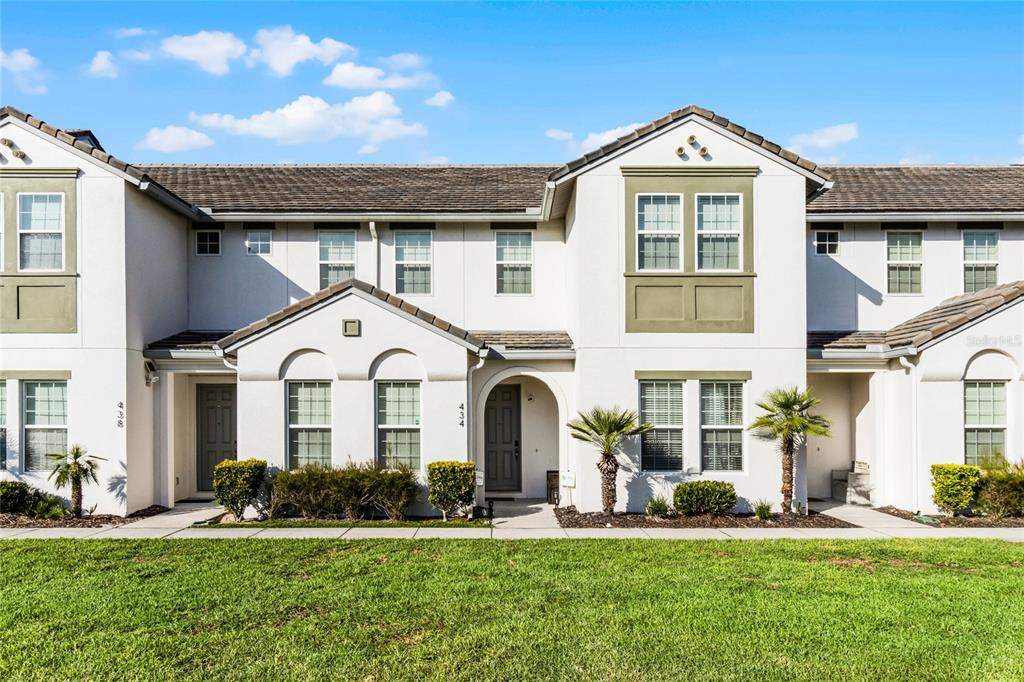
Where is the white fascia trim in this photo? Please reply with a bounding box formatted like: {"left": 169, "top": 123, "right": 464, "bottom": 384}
{"left": 146, "top": 356, "right": 234, "bottom": 372}
{"left": 205, "top": 211, "right": 544, "bottom": 223}
{"left": 807, "top": 357, "right": 889, "bottom": 373}
{"left": 549, "top": 114, "right": 832, "bottom": 187}
{"left": 807, "top": 212, "right": 1024, "bottom": 222}
{"left": 489, "top": 349, "right": 576, "bottom": 360}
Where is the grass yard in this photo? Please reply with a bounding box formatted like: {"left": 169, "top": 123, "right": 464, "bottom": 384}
{"left": 211, "top": 517, "right": 490, "bottom": 528}
{"left": 1, "top": 540, "right": 1022, "bottom": 681}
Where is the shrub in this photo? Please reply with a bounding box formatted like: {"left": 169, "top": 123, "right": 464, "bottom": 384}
{"left": 334, "top": 464, "right": 376, "bottom": 519}
{"left": 644, "top": 495, "right": 671, "bottom": 517}
{"left": 269, "top": 464, "right": 420, "bottom": 520}
{"left": 0, "top": 481, "right": 33, "bottom": 514}
{"left": 753, "top": 499, "right": 772, "bottom": 521}
{"left": 371, "top": 468, "right": 420, "bottom": 520}
{"left": 427, "top": 461, "right": 476, "bottom": 521}
{"left": 975, "top": 470, "right": 1024, "bottom": 518}
{"left": 213, "top": 459, "right": 268, "bottom": 520}
{"left": 673, "top": 480, "right": 738, "bottom": 516}
{"left": 29, "top": 493, "right": 68, "bottom": 520}
{"left": 270, "top": 465, "right": 340, "bottom": 519}
{"left": 931, "top": 464, "right": 981, "bottom": 516}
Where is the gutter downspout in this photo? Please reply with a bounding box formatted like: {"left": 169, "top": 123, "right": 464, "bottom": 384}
{"left": 898, "top": 354, "right": 920, "bottom": 511}
{"left": 467, "top": 349, "right": 490, "bottom": 505}
{"left": 368, "top": 221, "right": 380, "bottom": 288}
{"left": 540, "top": 181, "right": 556, "bottom": 221}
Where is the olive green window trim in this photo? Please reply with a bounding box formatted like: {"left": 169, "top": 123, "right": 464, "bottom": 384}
{"left": 1, "top": 175, "right": 77, "bottom": 276}
{"left": 0, "top": 275, "right": 78, "bottom": 333}
{"left": 621, "top": 166, "right": 759, "bottom": 177}
{"left": 635, "top": 370, "right": 752, "bottom": 381}
{"left": 0, "top": 370, "right": 72, "bottom": 380}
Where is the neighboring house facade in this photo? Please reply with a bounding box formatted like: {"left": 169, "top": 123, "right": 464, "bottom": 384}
{"left": 1, "top": 104, "right": 1021, "bottom": 516}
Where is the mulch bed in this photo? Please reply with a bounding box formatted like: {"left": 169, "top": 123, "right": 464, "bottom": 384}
{"left": 877, "top": 506, "right": 1024, "bottom": 528}
{"left": 0, "top": 505, "right": 168, "bottom": 529}
{"left": 555, "top": 506, "right": 856, "bottom": 529}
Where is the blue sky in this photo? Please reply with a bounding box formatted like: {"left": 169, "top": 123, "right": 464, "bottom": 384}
{"left": 2, "top": 2, "right": 1022, "bottom": 166}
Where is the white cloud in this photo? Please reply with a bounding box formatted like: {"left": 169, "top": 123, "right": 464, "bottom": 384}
{"left": 0, "top": 48, "right": 47, "bottom": 94}
{"left": 137, "top": 125, "right": 215, "bottom": 153}
{"left": 88, "top": 51, "right": 118, "bottom": 78}
{"left": 789, "top": 122, "right": 858, "bottom": 154}
{"left": 247, "top": 25, "right": 353, "bottom": 77}
{"left": 323, "top": 61, "right": 434, "bottom": 89}
{"left": 120, "top": 49, "right": 152, "bottom": 62}
{"left": 190, "top": 92, "right": 427, "bottom": 147}
{"left": 381, "top": 52, "right": 426, "bottom": 70}
{"left": 358, "top": 144, "right": 379, "bottom": 154}
{"left": 579, "top": 123, "right": 642, "bottom": 152}
{"left": 115, "top": 27, "right": 151, "bottom": 39}
{"left": 161, "top": 31, "right": 247, "bottom": 75}
{"left": 424, "top": 90, "right": 453, "bottom": 107}
{"left": 545, "top": 128, "right": 574, "bottom": 142}
{"left": 898, "top": 153, "right": 932, "bottom": 165}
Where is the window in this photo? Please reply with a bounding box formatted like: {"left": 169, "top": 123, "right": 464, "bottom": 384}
{"left": 963, "top": 231, "right": 998, "bottom": 294}
{"left": 964, "top": 381, "right": 1006, "bottom": 468}
{"left": 639, "top": 380, "right": 684, "bottom": 471}
{"left": 319, "top": 231, "right": 356, "bottom": 289}
{"left": 246, "top": 230, "right": 272, "bottom": 256}
{"left": 376, "top": 381, "right": 421, "bottom": 469}
{"left": 0, "top": 381, "right": 6, "bottom": 470}
{"left": 0, "top": 194, "right": 4, "bottom": 272}
{"left": 23, "top": 381, "right": 67, "bottom": 471}
{"left": 495, "top": 231, "right": 533, "bottom": 294}
{"left": 195, "top": 230, "right": 221, "bottom": 256}
{"left": 696, "top": 194, "right": 741, "bottom": 271}
{"left": 395, "top": 231, "right": 432, "bottom": 295}
{"left": 18, "top": 193, "right": 64, "bottom": 271}
{"left": 636, "top": 194, "right": 681, "bottom": 270}
{"left": 700, "top": 382, "right": 743, "bottom": 471}
{"left": 287, "top": 381, "right": 331, "bottom": 469}
{"left": 886, "top": 231, "right": 922, "bottom": 294}
{"left": 814, "top": 230, "right": 840, "bottom": 256}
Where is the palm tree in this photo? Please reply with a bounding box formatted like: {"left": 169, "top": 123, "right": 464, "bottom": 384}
{"left": 567, "top": 407, "right": 652, "bottom": 514}
{"left": 47, "top": 444, "right": 105, "bottom": 518}
{"left": 747, "top": 387, "right": 831, "bottom": 514}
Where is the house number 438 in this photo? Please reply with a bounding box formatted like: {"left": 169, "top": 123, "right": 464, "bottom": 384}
{"left": 116, "top": 401, "right": 125, "bottom": 428}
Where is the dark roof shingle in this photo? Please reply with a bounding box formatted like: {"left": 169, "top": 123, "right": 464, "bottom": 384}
{"left": 470, "top": 331, "right": 574, "bottom": 350}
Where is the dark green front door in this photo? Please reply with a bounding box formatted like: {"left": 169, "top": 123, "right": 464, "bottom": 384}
{"left": 196, "top": 384, "right": 236, "bottom": 492}
{"left": 485, "top": 385, "right": 521, "bottom": 492}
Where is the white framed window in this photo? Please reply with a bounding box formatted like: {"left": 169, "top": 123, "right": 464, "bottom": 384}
{"left": 638, "top": 380, "right": 684, "bottom": 471}
{"left": 318, "top": 230, "right": 356, "bottom": 289}
{"left": 495, "top": 231, "right": 533, "bottom": 295}
{"left": 636, "top": 194, "right": 682, "bottom": 271}
{"left": 376, "top": 381, "right": 421, "bottom": 469}
{"left": 814, "top": 230, "right": 840, "bottom": 256}
{"left": 886, "top": 231, "right": 922, "bottom": 294}
{"left": 246, "top": 230, "right": 272, "bottom": 256}
{"left": 17, "top": 193, "right": 65, "bottom": 271}
{"left": 696, "top": 194, "right": 742, "bottom": 271}
{"left": 700, "top": 381, "right": 743, "bottom": 471}
{"left": 0, "top": 380, "right": 6, "bottom": 470}
{"left": 195, "top": 230, "right": 221, "bottom": 257}
{"left": 963, "top": 231, "right": 998, "bottom": 294}
{"left": 964, "top": 381, "right": 1006, "bottom": 468}
{"left": 287, "top": 381, "right": 332, "bottom": 469}
{"left": 23, "top": 380, "right": 68, "bottom": 472}
{"left": 395, "top": 231, "right": 432, "bottom": 295}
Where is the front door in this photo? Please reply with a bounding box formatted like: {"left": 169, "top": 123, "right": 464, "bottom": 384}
{"left": 485, "top": 384, "right": 521, "bottom": 492}
{"left": 196, "top": 384, "right": 237, "bottom": 492}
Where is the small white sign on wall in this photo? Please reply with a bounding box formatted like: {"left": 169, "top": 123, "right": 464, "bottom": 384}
{"left": 560, "top": 471, "right": 576, "bottom": 488}
{"left": 475, "top": 470, "right": 485, "bottom": 486}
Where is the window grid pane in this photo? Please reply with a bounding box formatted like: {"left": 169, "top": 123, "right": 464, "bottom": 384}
{"left": 196, "top": 231, "right": 220, "bottom": 256}
{"left": 395, "top": 232, "right": 431, "bottom": 294}
{"left": 700, "top": 381, "right": 742, "bottom": 472}
{"left": 288, "top": 382, "right": 331, "bottom": 426}
{"left": 246, "top": 230, "right": 271, "bottom": 255}
{"left": 497, "top": 264, "right": 532, "bottom": 294}
{"left": 23, "top": 381, "right": 68, "bottom": 472}
{"left": 641, "top": 430, "right": 683, "bottom": 471}
{"left": 887, "top": 264, "right": 922, "bottom": 294}
{"left": 396, "top": 264, "right": 431, "bottom": 294}
{"left": 964, "top": 381, "right": 1006, "bottom": 426}
{"left": 965, "top": 429, "right": 1006, "bottom": 467}
{"left": 395, "top": 231, "right": 432, "bottom": 262}
{"left": 697, "top": 234, "right": 739, "bottom": 270}
{"left": 495, "top": 232, "right": 532, "bottom": 262}
{"left": 639, "top": 234, "right": 680, "bottom": 270}
{"left": 20, "top": 233, "right": 63, "bottom": 270}
{"left": 963, "top": 232, "right": 998, "bottom": 262}
{"left": 18, "top": 194, "right": 62, "bottom": 231}
{"left": 637, "top": 195, "right": 681, "bottom": 232}
{"left": 289, "top": 429, "right": 331, "bottom": 469}
{"left": 815, "top": 231, "right": 839, "bottom": 255}
{"left": 697, "top": 195, "right": 741, "bottom": 232}
{"left": 702, "top": 430, "right": 743, "bottom": 471}
{"left": 697, "top": 195, "right": 741, "bottom": 271}
{"left": 318, "top": 231, "right": 355, "bottom": 288}
{"left": 320, "top": 264, "right": 355, "bottom": 289}
{"left": 379, "top": 429, "right": 421, "bottom": 469}
{"left": 887, "top": 232, "right": 922, "bottom": 262}
{"left": 964, "top": 265, "right": 998, "bottom": 294}
{"left": 639, "top": 381, "right": 684, "bottom": 471}
{"left": 377, "top": 381, "right": 420, "bottom": 425}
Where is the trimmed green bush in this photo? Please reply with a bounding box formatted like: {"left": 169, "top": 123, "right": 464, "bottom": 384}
{"left": 427, "top": 461, "right": 476, "bottom": 521}
{"left": 673, "top": 480, "right": 738, "bottom": 516}
{"left": 931, "top": 464, "right": 981, "bottom": 516}
{"left": 269, "top": 464, "right": 420, "bottom": 520}
{"left": 644, "top": 495, "right": 671, "bottom": 517}
{"left": 372, "top": 468, "right": 420, "bottom": 520}
{"left": 0, "top": 481, "right": 67, "bottom": 519}
{"left": 975, "top": 470, "right": 1024, "bottom": 518}
{"left": 213, "top": 459, "right": 268, "bottom": 520}
{"left": 753, "top": 499, "right": 773, "bottom": 522}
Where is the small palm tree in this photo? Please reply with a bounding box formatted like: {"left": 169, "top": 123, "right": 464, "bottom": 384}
{"left": 47, "top": 444, "right": 105, "bottom": 518}
{"left": 567, "top": 406, "right": 652, "bottom": 514}
{"left": 748, "top": 387, "right": 831, "bottom": 514}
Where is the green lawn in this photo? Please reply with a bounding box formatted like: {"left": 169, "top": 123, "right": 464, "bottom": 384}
{"left": 1, "top": 540, "right": 1022, "bottom": 681}
{"left": 211, "top": 517, "right": 490, "bottom": 528}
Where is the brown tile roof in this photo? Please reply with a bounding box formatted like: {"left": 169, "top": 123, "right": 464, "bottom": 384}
{"left": 810, "top": 281, "right": 1024, "bottom": 352}
{"left": 140, "top": 164, "right": 557, "bottom": 215}
{"left": 216, "top": 278, "right": 485, "bottom": 351}
{"left": 547, "top": 104, "right": 831, "bottom": 183}
{"left": 470, "top": 331, "right": 574, "bottom": 350}
{"left": 809, "top": 166, "right": 1024, "bottom": 214}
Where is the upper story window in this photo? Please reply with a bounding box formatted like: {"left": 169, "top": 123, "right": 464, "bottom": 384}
{"left": 636, "top": 194, "right": 681, "bottom": 271}
{"left": 195, "top": 230, "right": 221, "bottom": 257}
{"left": 963, "top": 231, "right": 998, "bottom": 294}
{"left": 18, "top": 193, "right": 64, "bottom": 271}
{"left": 964, "top": 380, "right": 1006, "bottom": 468}
{"left": 23, "top": 380, "right": 67, "bottom": 472}
{"left": 886, "top": 231, "right": 922, "bottom": 294}
{"left": 377, "top": 380, "right": 421, "bottom": 469}
{"left": 700, "top": 381, "right": 743, "bottom": 471}
{"left": 495, "top": 231, "right": 533, "bottom": 295}
{"left": 319, "top": 230, "right": 355, "bottom": 289}
{"left": 287, "top": 381, "right": 331, "bottom": 469}
{"left": 696, "top": 194, "right": 742, "bottom": 271}
{"left": 638, "top": 380, "right": 684, "bottom": 471}
{"left": 246, "top": 230, "right": 272, "bottom": 256}
{"left": 814, "top": 230, "right": 840, "bottom": 256}
{"left": 395, "top": 231, "right": 432, "bottom": 295}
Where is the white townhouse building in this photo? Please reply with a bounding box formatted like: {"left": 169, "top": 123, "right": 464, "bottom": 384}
{"left": 1, "top": 104, "right": 1021, "bottom": 516}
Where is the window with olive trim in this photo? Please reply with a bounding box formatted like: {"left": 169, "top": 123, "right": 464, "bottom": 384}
{"left": 696, "top": 194, "right": 741, "bottom": 271}
{"left": 963, "top": 231, "right": 998, "bottom": 294}
{"left": 964, "top": 381, "right": 1006, "bottom": 468}
{"left": 287, "top": 381, "right": 332, "bottom": 469}
{"left": 18, "top": 193, "right": 65, "bottom": 271}
{"left": 495, "top": 231, "right": 533, "bottom": 294}
{"left": 700, "top": 381, "right": 743, "bottom": 471}
{"left": 638, "top": 380, "right": 684, "bottom": 471}
{"left": 319, "top": 230, "right": 356, "bottom": 289}
{"left": 886, "top": 231, "right": 922, "bottom": 294}
{"left": 636, "top": 194, "right": 681, "bottom": 270}
{"left": 376, "top": 381, "right": 421, "bottom": 469}
{"left": 23, "top": 380, "right": 68, "bottom": 471}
